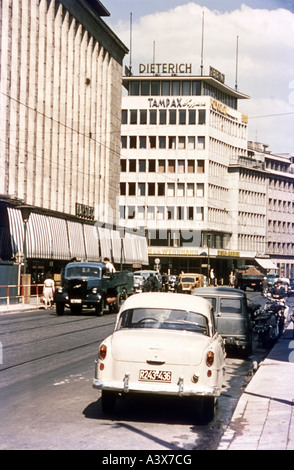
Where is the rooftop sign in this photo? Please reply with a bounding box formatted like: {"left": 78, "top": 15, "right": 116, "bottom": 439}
{"left": 139, "top": 63, "right": 192, "bottom": 74}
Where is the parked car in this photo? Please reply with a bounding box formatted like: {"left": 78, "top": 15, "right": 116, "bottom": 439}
{"left": 266, "top": 273, "right": 279, "bottom": 288}
{"left": 93, "top": 292, "right": 226, "bottom": 422}
{"left": 133, "top": 274, "right": 144, "bottom": 293}
{"left": 192, "top": 287, "right": 253, "bottom": 355}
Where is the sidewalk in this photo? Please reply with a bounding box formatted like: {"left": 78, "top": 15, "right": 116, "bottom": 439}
{"left": 0, "top": 298, "right": 41, "bottom": 314}
{"left": 219, "top": 322, "right": 294, "bottom": 450}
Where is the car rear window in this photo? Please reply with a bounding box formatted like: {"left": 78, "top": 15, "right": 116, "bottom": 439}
{"left": 116, "top": 308, "right": 209, "bottom": 335}
{"left": 220, "top": 298, "right": 242, "bottom": 313}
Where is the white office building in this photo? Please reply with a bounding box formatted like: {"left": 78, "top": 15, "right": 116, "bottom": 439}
{"left": 119, "top": 64, "right": 257, "bottom": 279}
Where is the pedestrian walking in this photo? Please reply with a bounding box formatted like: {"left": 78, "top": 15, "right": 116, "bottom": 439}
{"left": 209, "top": 268, "right": 216, "bottom": 286}
{"left": 43, "top": 274, "right": 55, "bottom": 309}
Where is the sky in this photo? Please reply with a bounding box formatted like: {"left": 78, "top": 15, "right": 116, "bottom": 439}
{"left": 103, "top": 1, "right": 294, "bottom": 155}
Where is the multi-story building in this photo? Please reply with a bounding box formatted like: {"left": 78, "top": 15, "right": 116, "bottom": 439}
{"left": 119, "top": 64, "right": 293, "bottom": 281}
{"left": 119, "top": 64, "right": 255, "bottom": 280}
{"left": 248, "top": 142, "right": 294, "bottom": 278}
{"left": 0, "top": 0, "right": 148, "bottom": 282}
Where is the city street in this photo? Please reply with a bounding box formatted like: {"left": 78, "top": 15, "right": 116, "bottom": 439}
{"left": 0, "top": 291, "right": 278, "bottom": 450}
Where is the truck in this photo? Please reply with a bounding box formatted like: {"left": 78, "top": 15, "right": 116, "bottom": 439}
{"left": 178, "top": 273, "right": 205, "bottom": 293}
{"left": 234, "top": 265, "right": 264, "bottom": 291}
{"left": 54, "top": 262, "right": 134, "bottom": 316}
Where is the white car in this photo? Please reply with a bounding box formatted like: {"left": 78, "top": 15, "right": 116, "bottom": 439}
{"left": 93, "top": 292, "right": 226, "bottom": 421}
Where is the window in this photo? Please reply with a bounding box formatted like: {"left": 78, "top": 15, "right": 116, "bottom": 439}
{"left": 198, "top": 136, "right": 205, "bottom": 149}
{"left": 162, "top": 81, "right": 170, "bottom": 95}
{"left": 188, "top": 207, "right": 194, "bottom": 220}
{"left": 167, "top": 207, "right": 174, "bottom": 219}
{"left": 159, "top": 110, "right": 167, "bottom": 125}
{"left": 121, "top": 136, "right": 127, "bottom": 148}
{"left": 128, "top": 206, "right": 136, "bottom": 219}
{"left": 149, "top": 110, "right": 157, "bottom": 125}
{"left": 128, "top": 183, "right": 136, "bottom": 196}
{"left": 188, "top": 110, "right": 196, "bottom": 124}
{"left": 139, "top": 160, "right": 146, "bottom": 172}
{"left": 159, "top": 136, "right": 166, "bottom": 149}
{"left": 182, "top": 81, "right": 191, "bottom": 95}
{"left": 130, "top": 110, "right": 137, "bottom": 124}
{"left": 151, "top": 81, "right": 160, "bottom": 95}
{"left": 130, "top": 136, "right": 137, "bottom": 148}
{"left": 169, "top": 109, "right": 176, "bottom": 124}
{"left": 137, "top": 206, "right": 145, "bottom": 220}
{"left": 171, "top": 81, "right": 180, "bottom": 95}
{"left": 149, "top": 136, "right": 156, "bottom": 149}
{"left": 177, "top": 207, "right": 184, "bottom": 220}
{"left": 198, "top": 109, "right": 206, "bottom": 125}
{"left": 188, "top": 160, "right": 195, "bottom": 173}
{"left": 179, "top": 110, "right": 186, "bottom": 125}
{"left": 121, "top": 110, "right": 127, "bottom": 124}
{"left": 138, "top": 183, "right": 146, "bottom": 196}
{"left": 119, "top": 206, "right": 126, "bottom": 219}
{"left": 129, "top": 160, "right": 136, "bottom": 172}
{"left": 196, "top": 183, "right": 204, "bottom": 197}
{"left": 148, "top": 183, "right": 155, "bottom": 196}
{"left": 192, "top": 81, "right": 201, "bottom": 95}
{"left": 177, "top": 183, "right": 185, "bottom": 196}
{"left": 139, "top": 136, "right": 146, "bottom": 149}
{"left": 167, "top": 183, "right": 175, "bottom": 196}
{"left": 158, "top": 160, "right": 166, "bottom": 172}
{"left": 178, "top": 160, "right": 185, "bottom": 173}
{"left": 140, "top": 110, "right": 147, "bottom": 124}
{"left": 130, "top": 81, "right": 139, "bottom": 95}
{"left": 168, "top": 136, "right": 176, "bottom": 149}
{"left": 188, "top": 136, "right": 195, "bottom": 149}
{"left": 158, "top": 183, "right": 165, "bottom": 196}
{"left": 178, "top": 136, "right": 185, "bottom": 149}
{"left": 120, "top": 159, "right": 126, "bottom": 172}
{"left": 148, "top": 159, "right": 156, "bottom": 172}
{"left": 195, "top": 207, "right": 204, "bottom": 221}
{"left": 141, "top": 81, "right": 150, "bottom": 95}
{"left": 197, "top": 160, "right": 205, "bottom": 173}
{"left": 187, "top": 183, "right": 194, "bottom": 197}
{"left": 120, "top": 183, "right": 126, "bottom": 195}
{"left": 168, "top": 160, "right": 175, "bottom": 173}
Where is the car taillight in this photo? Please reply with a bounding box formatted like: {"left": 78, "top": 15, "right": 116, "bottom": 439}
{"left": 206, "top": 351, "right": 214, "bottom": 367}
{"left": 99, "top": 344, "right": 107, "bottom": 360}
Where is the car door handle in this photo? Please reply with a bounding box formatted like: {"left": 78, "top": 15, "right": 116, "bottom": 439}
{"left": 146, "top": 360, "right": 165, "bottom": 365}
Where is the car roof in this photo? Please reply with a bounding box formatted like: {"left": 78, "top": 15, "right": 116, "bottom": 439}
{"left": 120, "top": 292, "right": 212, "bottom": 315}
{"left": 192, "top": 287, "right": 245, "bottom": 297}
{"left": 65, "top": 262, "right": 105, "bottom": 269}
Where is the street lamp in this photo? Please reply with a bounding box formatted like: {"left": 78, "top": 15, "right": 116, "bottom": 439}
{"left": 18, "top": 205, "right": 32, "bottom": 275}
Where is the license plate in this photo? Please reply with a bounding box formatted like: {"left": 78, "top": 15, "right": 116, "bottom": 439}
{"left": 70, "top": 299, "right": 82, "bottom": 304}
{"left": 139, "top": 369, "right": 172, "bottom": 383}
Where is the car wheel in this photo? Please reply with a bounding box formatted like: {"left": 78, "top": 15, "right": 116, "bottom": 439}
{"left": 101, "top": 390, "right": 116, "bottom": 414}
{"left": 56, "top": 302, "right": 64, "bottom": 316}
{"left": 95, "top": 299, "right": 105, "bottom": 316}
{"left": 200, "top": 397, "right": 215, "bottom": 423}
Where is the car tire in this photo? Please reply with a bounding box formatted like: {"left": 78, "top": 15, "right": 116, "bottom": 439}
{"left": 200, "top": 396, "right": 215, "bottom": 423}
{"left": 96, "top": 299, "right": 105, "bottom": 316}
{"left": 101, "top": 390, "right": 116, "bottom": 414}
{"left": 56, "top": 302, "right": 64, "bottom": 316}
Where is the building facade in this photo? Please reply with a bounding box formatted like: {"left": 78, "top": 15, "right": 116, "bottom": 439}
{"left": 0, "top": 0, "right": 148, "bottom": 283}
{"left": 119, "top": 65, "right": 293, "bottom": 281}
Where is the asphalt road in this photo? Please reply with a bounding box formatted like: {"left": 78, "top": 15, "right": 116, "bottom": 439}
{"left": 0, "top": 293, "right": 270, "bottom": 450}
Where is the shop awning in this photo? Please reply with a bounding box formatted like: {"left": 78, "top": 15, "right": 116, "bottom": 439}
{"left": 256, "top": 258, "right": 278, "bottom": 271}
{"left": 83, "top": 224, "right": 100, "bottom": 261}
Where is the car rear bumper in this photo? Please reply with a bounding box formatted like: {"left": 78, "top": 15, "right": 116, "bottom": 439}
{"left": 92, "top": 377, "right": 220, "bottom": 397}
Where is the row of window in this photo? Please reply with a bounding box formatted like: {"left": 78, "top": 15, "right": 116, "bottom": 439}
{"left": 121, "top": 135, "right": 206, "bottom": 150}
{"left": 122, "top": 108, "right": 206, "bottom": 126}
{"left": 119, "top": 205, "right": 204, "bottom": 221}
{"left": 120, "top": 158, "right": 205, "bottom": 174}
{"left": 127, "top": 80, "right": 238, "bottom": 109}
{"left": 120, "top": 182, "right": 205, "bottom": 198}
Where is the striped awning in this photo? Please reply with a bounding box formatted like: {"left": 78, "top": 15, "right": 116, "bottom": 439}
{"left": 7, "top": 208, "right": 148, "bottom": 265}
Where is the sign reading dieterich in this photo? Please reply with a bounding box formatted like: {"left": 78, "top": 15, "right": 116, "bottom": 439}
{"left": 139, "top": 63, "right": 192, "bottom": 74}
